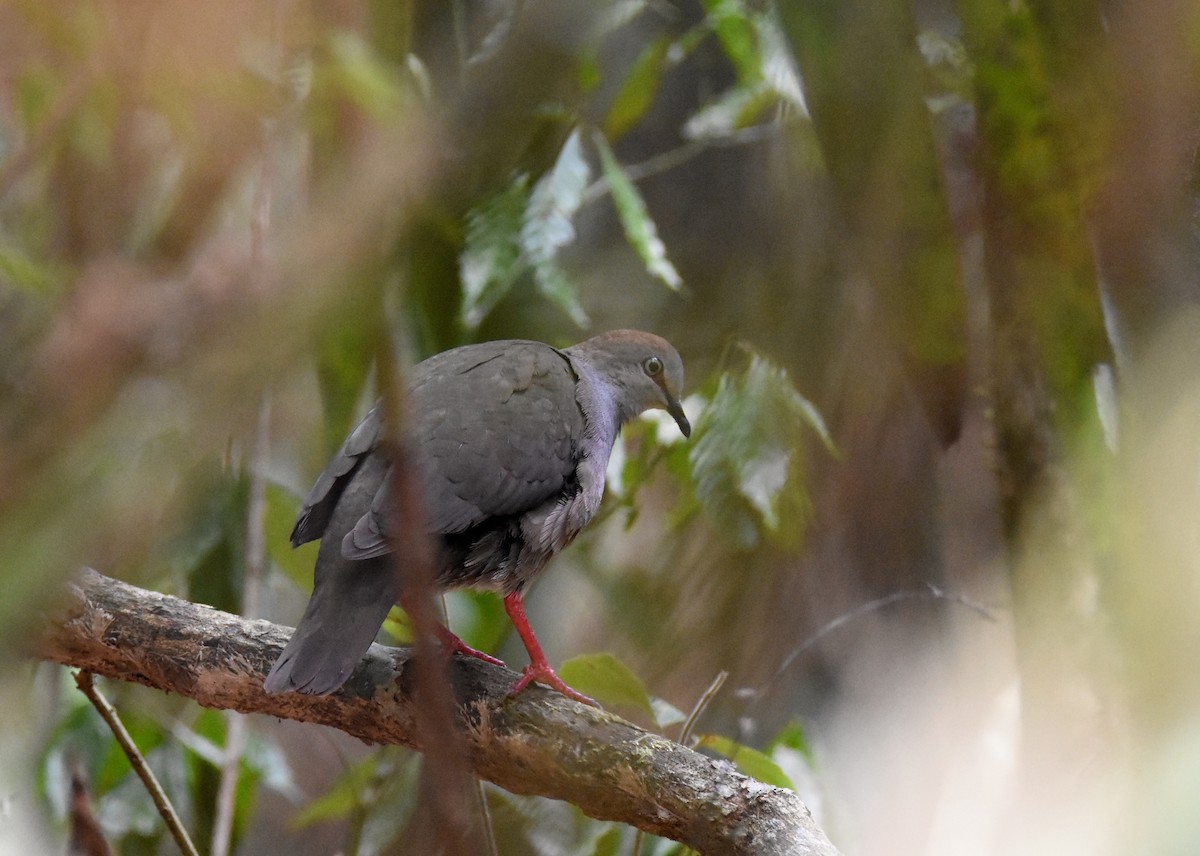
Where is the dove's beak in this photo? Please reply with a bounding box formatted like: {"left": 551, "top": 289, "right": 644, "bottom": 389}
{"left": 666, "top": 396, "right": 691, "bottom": 438}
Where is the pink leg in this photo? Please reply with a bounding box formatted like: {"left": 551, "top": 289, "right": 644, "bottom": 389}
{"left": 503, "top": 592, "right": 597, "bottom": 706}
{"left": 400, "top": 596, "right": 505, "bottom": 667}
{"left": 434, "top": 622, "right": 506, "bottom": 668}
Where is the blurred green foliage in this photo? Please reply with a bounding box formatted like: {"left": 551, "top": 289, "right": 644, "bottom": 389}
{"left": 5, "top": 0, "right": 1196, "bottom": 853}
{"left": 4, "top": 2, "right": 833, "bottom": 851}
{"left": 687, "top": 351, "right": 833, "bottom": 550}
{"left": 39, "top": 674, "right": 295, "bottom": 855}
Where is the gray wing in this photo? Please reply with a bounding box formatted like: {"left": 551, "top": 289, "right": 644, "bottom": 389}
{"left": 341, "top": 340, "right": 584, "bottom": 559}
{"left": 290, "top": 404, "right": 383, "bottom": 547}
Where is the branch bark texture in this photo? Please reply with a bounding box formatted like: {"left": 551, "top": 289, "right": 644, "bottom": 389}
{"left": 38, "top": 569, "right": 840, "bottom": 856}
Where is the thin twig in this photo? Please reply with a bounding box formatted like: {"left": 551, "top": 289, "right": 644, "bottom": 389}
{"left": 728, "top": 586, "right": 998, "bottom": 749}
{"left": 581, "top": 124, "right": 779, "bottom": 206}
{"left": 733, "top": 584, "right": 1000, "bottom": 750}
{"left": 679, "top": 670, "right": 729, "bottom": 748}
{"left": 73, "top": 671, "right": 200, "bottom": 856}
{"left": 768, "top": 584, "right": 997, "bottom": 689}
{"left": 632, "top": 827, "right": 645, "bottom": 856}
{"left": 671, "top": 671, "right": 729, "bottom": 856}
{"left": 210, "top": 711, "right": 246, "bottom": 856}
{"left": 630, "top": 669, "right": 728, "bottom": 856}
{"left": 472, "top": 779, "right": 499, "bottom": 856}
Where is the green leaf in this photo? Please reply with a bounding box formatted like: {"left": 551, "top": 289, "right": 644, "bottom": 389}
{"left": 768, "top": 718, "right": 814, "bottom": 762}
{"left": 603, "top": 34, "right": 672, "bottom": 139}
{"left": 917, "top": 30, "right": 974, "bottom": 101}
{"left": 381, "top": 604, "right": 414, "bottom": 645}
{"left": 265, "top": 482, "right": 319, "bottom": 590}
{"left": 176, "top": 710, "right": 228, "bottom": 767}
{"left": 578, "top": 49, "right": 603, "bottom": 93}
{"left": 521, "top": 128, "right": 590, "bottom": 265}
{"left": 594, "top": 133, "right": 682, "bottom": 290}
{"left": 167, "top": 465, "right": 247, "bottom": 613}
{"left": 682, "top": 82, "right": 776, "bottom": 140}
{"left": 532, "top": 257, "right": 589, "bottom": 327}
{"left": 688, "top": 352, "right": 833, "bottom": 549}
{"left": 39, "top": 679, "right": 154, "bottom": 821}
{"left": 15, "top": 66, "right": 58, "bottom": 129}
{"left": 650, "top": 697, "right": 688, "bottom": 729}
{"left": 243, "top": 732, "right": 303, "bottom": 802}
{"left": 701, "top": 0, "right": 762, "bottom": 87}
{"left": 100, "top": 756, "right": 180, "bottom": 839}
{"left": 695, "top": 734, "right": 794, "bottom": 789}
{"left": 291, "top": 754, "right": 380, "bottom": 827}
{"left": 96, "top": 710, "right": 167, "bottom": 794}
{"left": 791, "top": 388, "right": 835, "bottom": 454}
{"left": 325, "top": 32, "right": 405, "bottom": 118}
{"left": 444, "top": 589, "right": 509, "bottom": 655}
{"left": 518, "top": 129, "right": 592, "bottom": 325}
{"left": 459, "top": 175, "right": 531, "bottom": 329}
{"left": 589, "top": 826, "right": 624, "bottom": 856}
{"left": 0, "top": 245, "right": 64, "bottom": 295}
{"left": 315, "top": 313, "right": 376, "bottom": 451}
{"left": 609, "top": 412, "right": 695, "bottom": 530}
{"left": 382, "top": 595, "right": 506, "bottom": 653}
{"left": 557, "top": 653, "right": 655, "bottom": 718}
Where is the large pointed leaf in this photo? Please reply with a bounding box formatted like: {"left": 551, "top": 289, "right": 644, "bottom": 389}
{"left": 558, "top": 652, "right": 656, "bottom": 719}
{"left": 768, "top": 718, "right": 816, "bottom": 765}
{"left": 688, "top": 352, "right": 833, "bottom": 548}
{"left": 314, "top": 313, "right": 375, "bottom": 452}
{"left": 290, "top": 754, "right": 381, "bottom": 827}
{"left": 519, "top": 130, "right": 592, "bottom": 325}
{"left": 324, "top": 32, "right": 405, "bottom": 118}
{"left": 700, "top": 0, "right": 762, "bottom": 87}
{"left": 695, "top": 734, "right": 794, "bottom": 789}
{"left": 594, "top": 133, "right": 682, "bottom": 290}
{"left": 532, "top": 257, "right": 589, "bottom": 326}
{"left": 682, "top": 82, "right": 776, "bottom": 140}
{"left": 603, "top": 35, "right": 672, "bottom": 139}
{"left": 520, "top": 128, "right": 590, "bottom": 265}
{"left": 459, "top": 175, "right": 530, "bottom": 330}
{"left": 589, "top": 826, "right": 624, "bottom": 856}
{"left": 264, "top": 482, "right": 319, "bottom": 590}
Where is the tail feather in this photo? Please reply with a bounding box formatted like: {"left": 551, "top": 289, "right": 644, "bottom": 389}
{"left": 265, "top": 554, "right": 397, "bottom": 695}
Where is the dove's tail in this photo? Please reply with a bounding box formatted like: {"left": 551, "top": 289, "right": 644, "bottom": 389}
{"left": 264, "top": 548, "right": 397, "bottom": 695}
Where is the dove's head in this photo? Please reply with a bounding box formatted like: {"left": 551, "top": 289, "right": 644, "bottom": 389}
{"left": 569, "top": 329, "right": 690, "bottom": 438}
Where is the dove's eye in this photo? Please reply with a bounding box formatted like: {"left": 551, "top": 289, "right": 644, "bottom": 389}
{"left": 643, "top": 356, "right": 664, "bottom": 377}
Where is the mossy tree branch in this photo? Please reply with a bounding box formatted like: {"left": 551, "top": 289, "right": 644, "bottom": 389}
{"left": 37, "top": 568, "right": 840, "bottom": 856}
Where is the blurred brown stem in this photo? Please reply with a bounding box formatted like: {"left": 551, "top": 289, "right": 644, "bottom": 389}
{"left": 0, "top": 66, "right": 98, "bottom": 202}
{"left": 374, "top": 339, "right": 485, "bottom": 856}
{"left": 68, "top": 759, "right": 113, "bottom": 856}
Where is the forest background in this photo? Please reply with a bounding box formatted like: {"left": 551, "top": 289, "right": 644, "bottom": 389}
{"left": 2, "top": 1, "right": 1199, "bottom": 854}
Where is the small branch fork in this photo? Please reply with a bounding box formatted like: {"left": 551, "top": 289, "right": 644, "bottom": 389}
{"left": 40, "top": 569, "right": 841, "bottom": 856}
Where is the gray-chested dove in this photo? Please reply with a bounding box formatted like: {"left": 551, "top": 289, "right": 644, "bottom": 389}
{"left": 264, "top": 330, "right": 690, "bottom": 704}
